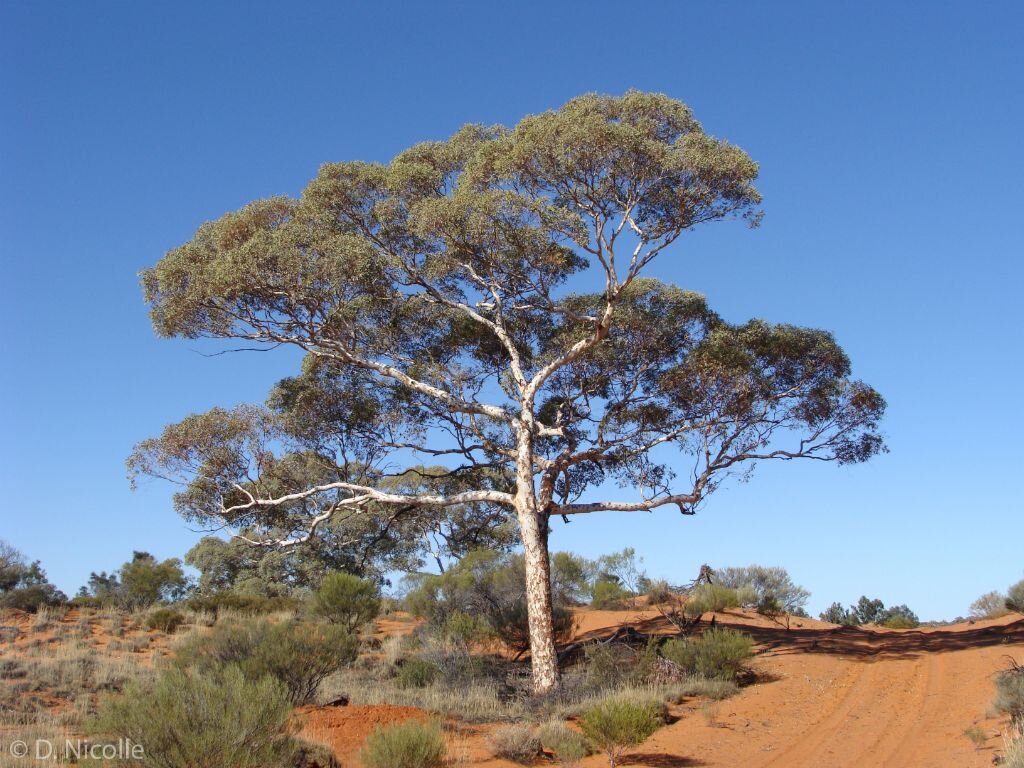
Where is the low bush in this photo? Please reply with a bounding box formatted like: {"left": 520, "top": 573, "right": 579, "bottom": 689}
{"left": 310, "top": 572, "right": 381, "bottom": 633}
{"left": 687, "top": 584, "right": 739, "bottom": 614}
{"left": 488, "top": 723, "right": 542, "bottom": 764}
{"left": 644, "top": 579, "right": 675, "bottom": 605}
{"left": 995, "top": 663, "right": 1024, "bottom": 725}
{"left": 173, "top": 618, "right": 358, "bottom": 704}
{"left": 398, "top": 658, "right": 442, "bottom": 689}
{"left": 359, "top": 719, "right": 446, "bottom": 768}
{"left": 539, "top": 721, "right": 590, "bottom": 766}
{"left": 660, "top": 628, "right": 754, "bottom": 681}
{"left": 583, "top": 640, "right": 659, "bottom": 691}
{"left": 591, "top": 578, "right": 629, "bottom": 610}
{"left": 92, "top": 665, "right": 300, "bottom": 768}
{"left": 578, "top": 695, "right": 665, "bottom": 767}
{"left": 145, "top": 607, "right": 185, "bottom": 634}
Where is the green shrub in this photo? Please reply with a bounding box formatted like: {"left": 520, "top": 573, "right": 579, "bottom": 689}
{"left": 660, "top": 628, "right": 754, "bottom": 681}
{"left": 488, "top": 723, "right": 542, "bottom": 764}
{"left": 995, "top": 665, "right": 1024, "bottom": 724}
{"left": 687, "top": 584, "right": 739, "bottom": 613}
{"left": 359, "top": 719, "right": 446, "bottom": 768}
{"left": 174, "top": 618, "right": 358, "bottom": 704}
{"left": 880, "top": 604, "right": 919, "bottom": 628}
{"left": 591, "top": 578, "right": 629, "bottom": 610}
{"left": 398, "top": 658, "right": 441, "bottom": 689}
{"left": 311, "top": 572, "right": 381, "bottom": 633}
{"left": 92, "top": 665, "right": 300, "bottom": 768}
{"left": 578, "top": 695, "right": 665, "bottom": 767}
{"left": 1008, "top": 580, "right": 1024, "bottom": 613}
{"left": 145, "top": 607, "right": 186, "bottom": 634}
{"left": 539, "top": 721, "right": 590, "bottom": 766}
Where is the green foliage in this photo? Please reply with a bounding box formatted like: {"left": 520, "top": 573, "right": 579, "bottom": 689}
{"left": 398, "top": 658, "right": 441, "bottom": 689}
{"left": 92, "top": 665, "right": 300, "bottom": 768}
{"left": 880, "top": 605, "right": 919, "bottom": 628}
{"left": 311, "top": 572, "right": 381, "bottom": 632}
{"left": 0, "top": 541, "right": 67, "bottom": 611}
{"left": 80, "top": 551, "right": 188, "bottom": 609}
{"left": 687, "top": 583, "right": 740, "bottom": 614}
{"left": 1008, "top": 580, "right": 1024, "bottom": 613}
{"left": 661, "top": 628, "right": 754, "bottom": 681}
{"left": 539, "top": 721, "right": 591, "bottom": 766}
{"left": 578, "top": 695, "right": 666, "bottom": 767}
{"left": 590, "top": 578, "right": 629, "bottom": 610}
{"left": 995, "top": 664, "right": 1024, "bottom": 724}
{"left": 133, "top": 91, "right": 887, "bottom": 693}
{"left": 488, "top": 723, "right": 542, "bottom": 764}
{"left": 819, "top": 601, "right": 856, "bottom": 625}
{"left": 820, "top": 597, "right": 918, "bottom": 627}
{"left": 551, "top": 552, "right": 595, "bottom": 605}
{"left": 595, "top": 549, "right": 646, "bottom": 604}
{"left": 852, "top": 596, "right": 886, "bottom": 625}
{"left": 404, "top": 550, "right": 576, "bottom": 653}
{"left": 144, "top": 607, "right": 185, "bottom": 634}
{"left": 173, "top": 618, "right": 358, "bottom": 704}
{"left": 359, "top": 719, "right": 446, "bottom": 768}
{"left": 714, "top": 565, "right": 810, "bottom": 614}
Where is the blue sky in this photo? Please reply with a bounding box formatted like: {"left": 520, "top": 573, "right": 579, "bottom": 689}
{"left": 2, "top": 1, "right": 1021, "bottom": 620}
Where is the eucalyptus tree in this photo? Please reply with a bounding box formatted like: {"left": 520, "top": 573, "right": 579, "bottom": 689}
{"left": 132, "top": 92, "right": 885, "bottom": 693}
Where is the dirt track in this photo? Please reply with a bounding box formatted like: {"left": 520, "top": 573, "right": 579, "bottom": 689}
{"left": 577, "top": 609, "right": 1024, "bottom": 767}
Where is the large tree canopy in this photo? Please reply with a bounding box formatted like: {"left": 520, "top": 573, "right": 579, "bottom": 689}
{"left": 132, "top": 92, "right": 885, "bottom": 692}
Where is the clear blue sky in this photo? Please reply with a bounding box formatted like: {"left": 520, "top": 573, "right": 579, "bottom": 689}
{"left": 2, "top": 1, "right": 1021, "bottom": 620}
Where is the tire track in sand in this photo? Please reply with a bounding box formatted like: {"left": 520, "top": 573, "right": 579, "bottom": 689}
{"left": 759, "top": 654, "right": 934, "bottom": 768}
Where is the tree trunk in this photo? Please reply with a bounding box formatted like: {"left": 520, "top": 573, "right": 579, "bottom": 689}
{"left": 517, "top": 496, "right": 559, "bottom": 694}
{"left": 513, "top": 422, "right": 559, "bottom": 695}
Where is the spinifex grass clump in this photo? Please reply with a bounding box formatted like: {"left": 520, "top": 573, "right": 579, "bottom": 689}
{"left": 359, "top": 719, "right": 446, "bottom": 768}
{"left": 578, "top": 694, "right": 666, "bottom": 767}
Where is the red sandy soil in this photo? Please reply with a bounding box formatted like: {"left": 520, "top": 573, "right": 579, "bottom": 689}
{"left": 302, "top": 607, "right": 1024, "bottom": 767}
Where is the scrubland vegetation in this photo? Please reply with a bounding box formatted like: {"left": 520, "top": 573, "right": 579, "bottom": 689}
{"left": 3, "top": 534, "right": 1021, "bottom": 767}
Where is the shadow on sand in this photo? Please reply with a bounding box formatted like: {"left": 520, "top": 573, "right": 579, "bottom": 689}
{"left": 566, "top": 614, "right": 1024, "bottom": 663}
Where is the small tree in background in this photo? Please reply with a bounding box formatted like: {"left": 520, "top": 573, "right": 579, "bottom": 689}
{"left": 715, "top": 565, "right": 810, "bottom": 615}
{"left": 596, "top": 549, "right": 646, "bottom": 608}
{"left": 851, "top": 596, "right": 887, "bottom": 625}
{"left": 819, "top": 602, "right": 856, "bottom": 625}
{"left": 0, "top": 541, "right": 66, "bottom": 612}
{"left": 970, "top": 591, "right": 1008, "bottom": 620}
{"left": 311, "top": 572, "right": 381, "bottom": 632}
{"left": 80, "top": 551, "right": 189, "bottom": 609}
{"left": 881, "top": 604, "right": 919, "bottom": 629}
